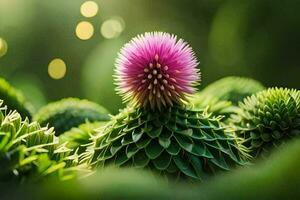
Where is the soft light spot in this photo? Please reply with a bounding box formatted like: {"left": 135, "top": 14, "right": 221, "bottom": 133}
{"left": 100, "top": 17, "right": 125, "bottom": 39}
{"left": 48, "top": 58, "right": 67, "bottom": 79}
{"left": 0, "top": 38, "right": 8, "bottom": 58}
{"left": 80, "top": 1, "right": 99, "bottom": 18}
{"left": 76, "top": 21, "right": 94, "bottom": 40}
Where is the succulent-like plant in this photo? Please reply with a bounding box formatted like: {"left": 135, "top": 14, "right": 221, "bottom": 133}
{"left": 60, "top": 122, "right": 106, "bottom": 154}
{"left": 0, "top": 100, "right": 79, "bottom": 182}
{"left": 34, "top": 98, "right": 110, "bottom": 135}
{"left": 0, "top": 77, "right": 33, "bottom": 119}
{"left": 194, "top": 76, "right": 265, "bottom": 106}
{"left": 88, "top": 32, "right": 249, "bottom": 181}
{"left": 233, "top": 88, "right": 300, "bottom": 157}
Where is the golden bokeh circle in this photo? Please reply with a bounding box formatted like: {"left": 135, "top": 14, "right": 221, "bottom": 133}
{"left": 48, "top": 58, "right": 67, "bottom": 79}
{"left": 75, "top": 21, "right": 94, "bottom": 40}
{"left": 80, "top": 1, "right": 99, "bottom": 18}
{"left": 100, "top": 17, "right": 125, "bottom": 39}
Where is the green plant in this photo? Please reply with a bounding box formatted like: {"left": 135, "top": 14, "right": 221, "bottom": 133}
{"left": 5, "top": 139, "right": 300, "bottom": 200}
{"left": 86, "top": 32, "right": 250, "bottom": 181}
{"left": 195, "top": 76, "right": 265, "bottom": 105}
{"left": 196, "top": 138, "right": 300, "bottom": 200}
{"left": 60, "top": 121, "right": 106, "bottom": 154}
{"left": 34, "top": 98, "right": 110, "bottom": 135}
{"left": 189, "top": 94, "right": 239, "bottom": 120}
{"left": 233, "top": 88, "right": 300, "bottom": 157}
{"left": 0, "top": 100, "right": 81, "bottom": 183}
{"left": 89, "top": 106, "right": 249, "bottom": 180}
{"left": 0, "top": 77, "right": 33, "bottom": 119}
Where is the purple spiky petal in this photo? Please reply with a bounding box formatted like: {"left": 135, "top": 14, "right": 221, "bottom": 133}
{"left": 116, "top": 32, "right": 200, "bottom": 110}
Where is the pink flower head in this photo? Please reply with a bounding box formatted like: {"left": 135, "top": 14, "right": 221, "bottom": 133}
{"left": 116, "top": 32, "right": 200, "bottom": 110}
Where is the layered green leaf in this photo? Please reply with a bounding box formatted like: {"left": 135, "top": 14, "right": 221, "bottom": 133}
{"left": 233, "top": 87, "right": 300, "bottom": 158}
{"left": 89, "top": 106, "right": 249, "bottom": 181}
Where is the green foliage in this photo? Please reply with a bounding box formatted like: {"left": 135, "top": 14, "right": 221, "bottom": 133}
{"left": 60, "top": 122, "right": 106, "bottom": 155}
{"left": 196, "top": 76, "right": 265, "bottom": 105}
{"left": 2, "top": 168, "right": 172, "bottom": 200}
{"left": 0, "top": 78, "right": 32, "bottom": 120}
{"left": 196, "top": 138, "right": 300, "bottom": 200}
{"left": 189, "top": 77, "right": 264, "bottom": 121}
{"left": 4, "top": 139, "right": 300, "bottom": 200}
{"left": 34, "top": 98, "right": 110, "bottom": 135}
{"left": 88, "top": 106, "right": 249, "bottom": 181}
{"left": 233, "top": 88, "right": 300, "bottom": 157}
{"left": 189, "top": 94, "right": 239, "bottom": 120}
{"left": 0, "top": 100, "right": 79, "bottom": 183}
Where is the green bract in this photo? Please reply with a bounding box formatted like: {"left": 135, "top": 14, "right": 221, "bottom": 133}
{"left": 234, "top": 88, "right": 300, "bottom": 157}
{"left": 0, "top": 78, "right": 32, "bottom": 119}
{"left": 34, "top": 98, "right": 110, "bottom": 135}
{"left": 0, "top": 100, "right": 79, "bottom": 182}
{"left": 195, "top": 76, "right": 265, "bottom": 105}
{"left": 89, "top": 106, "right": 249, "bottom": 181}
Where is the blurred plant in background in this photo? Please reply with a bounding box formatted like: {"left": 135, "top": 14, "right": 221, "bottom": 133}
{"left": 34, "top": 98, "right": 110, "bottom": 135}
{"left": 0, "top": 0, "right": 298, "bottom": 113}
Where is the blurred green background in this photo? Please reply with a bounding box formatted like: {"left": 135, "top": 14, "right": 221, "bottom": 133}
{"left": 0, "top": 0, "right": 299, "bottom": 114}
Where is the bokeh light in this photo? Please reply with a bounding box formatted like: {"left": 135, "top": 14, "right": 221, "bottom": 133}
{"left": 0, "top": 38, "right": 8, "bottom": 57}
{"left": 75, "top": 21, "right": 94, "bottom": 40}
{"left": 100, "top": 17, "right": 125, "bottom": 39}
{"left": 48, "top": 58, "right": 67, "bottom": 80}
{"left": 80, "top": 1, "right": 99, "bottom": 18}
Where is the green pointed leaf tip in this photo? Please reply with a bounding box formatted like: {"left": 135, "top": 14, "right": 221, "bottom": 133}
{"left": 0, "top": 101, "right": 81, "bottom": 182}
{"left": 90, "top": 106, "right": 249, "bottom": 181}
{"left": 234, "top": 87, "right": 300, "bottom": 158}
{"left": 34, "top": 98, "right": 111, "bottom": 135}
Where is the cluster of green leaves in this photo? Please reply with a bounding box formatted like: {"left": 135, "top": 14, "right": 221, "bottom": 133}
{"left": 88, "top": 106, "right": 249, "bottom": 181}
{"left": 0, "top": 100, "right": 81, "bottom": 183}
{"left": 1, "top": 74, "right": 299, "bottom": 192}
{"left": 233, "top": 88, "right": 300, "bottom": 157}
{"left": 6, "top": 138, "right": 300, "bottom": 200}
{"left": 34, "top": 98, "right": 110, "bottom": 135}
{"left": 59, "top": 122, "right": 106, "bottom": 155}
{"left": 0, "top": 79, "right": 111, "bottom": 184}
{"left": 0, "top": 78, "right": 33, "bottom": 120}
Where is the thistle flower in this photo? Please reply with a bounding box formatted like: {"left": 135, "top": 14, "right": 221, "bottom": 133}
{"left": 233, "top": 88, "right": 300, "bottom": 157}
{"left": 87, "top": 33, "right": 250, "bottom": 181}
{"left": 116, "top": 32, "right": 200, "bottom": 110}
